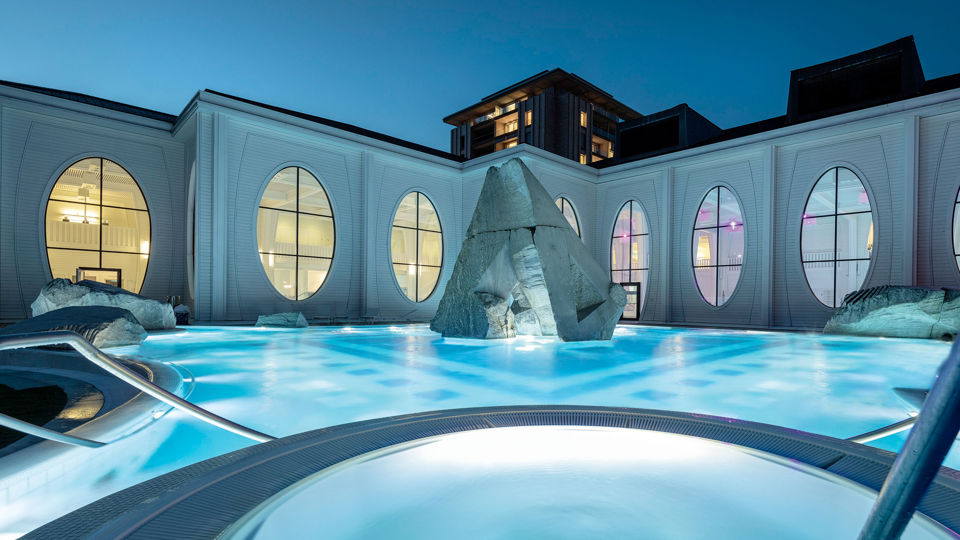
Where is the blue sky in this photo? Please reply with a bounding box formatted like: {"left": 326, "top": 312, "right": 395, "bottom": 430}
{"left": 0, "top": 0, "right": 957, "bottom": 150}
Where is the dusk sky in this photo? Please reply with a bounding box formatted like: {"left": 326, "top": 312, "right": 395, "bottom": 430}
{"left": 1, "top": 0, "right": 957, "bottom": 151}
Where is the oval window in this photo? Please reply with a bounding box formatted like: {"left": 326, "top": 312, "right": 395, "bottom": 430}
{"left": 45, "top": 157, "right": 151, "bottom": 292}
{"left": 953, "top": 186, "right": 960, "bottom": 273}
{"left": 801, "top": 167, "right": 873, "bottom": 307}
{"left": 554, "top": 196, "right": 581, "bottom": 237}
{"left": 391, "top": 192, "right": 443, "bottom": 302}
{"left": 257, "top": 167, "right": 335, "bottom": 300}
{"left": 611, "top": 201, "right": 649, "bottom": 319}
{"left": 692, "top": 186, "right": 744, "bottom": 306}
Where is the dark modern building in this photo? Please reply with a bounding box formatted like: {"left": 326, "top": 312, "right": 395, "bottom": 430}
{"left": 444, "top": 68, "right": 641, "bottom": 163}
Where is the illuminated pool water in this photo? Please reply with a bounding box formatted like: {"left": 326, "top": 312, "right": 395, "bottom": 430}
{"left": 1, "top": 324, "right": 955, "bottom": 536}
{"left": 227, "top": 427, "right": 953, "bottom": 540}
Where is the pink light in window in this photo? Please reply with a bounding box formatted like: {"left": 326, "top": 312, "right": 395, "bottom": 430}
{"left": 858, "top": 191, "right": 868, "bottom": 203}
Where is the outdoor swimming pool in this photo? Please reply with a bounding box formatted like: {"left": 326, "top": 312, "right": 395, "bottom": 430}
{"left": 1, "top": 324, "right": 956, "bottom": 536}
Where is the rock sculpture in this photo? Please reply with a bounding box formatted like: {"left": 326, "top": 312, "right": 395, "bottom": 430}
{"left": 31, "top": 279, "right": 176, "bottom": 330}
{"left": 431, "top": 158, "right": 626, "bottom": 341}
{"left": 256, "top": 312, "right": 308, "bottom": 328}
{"left": 0, "top": 306, "right": 147, "bottom": 348}
{"left": 823, "top": 285, "right": 960, "bottom": 340}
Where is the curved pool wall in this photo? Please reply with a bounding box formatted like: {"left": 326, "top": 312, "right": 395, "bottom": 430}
{"left": 0, "top": 355, "right": 186, "bottom": 535}
{"left": 3, "top": 323, "right": 959, "bottom": 535}
{"left": 26, "top": 406, "right": 960, "bottom": 539}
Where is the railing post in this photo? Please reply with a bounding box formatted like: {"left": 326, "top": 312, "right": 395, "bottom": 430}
{"left": 858, "top": 339, "right": 960, "bottom": 539}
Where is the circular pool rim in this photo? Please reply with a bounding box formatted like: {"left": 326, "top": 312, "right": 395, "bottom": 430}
{"left": 24, "top": 405, "right": 960, "bottom": 539}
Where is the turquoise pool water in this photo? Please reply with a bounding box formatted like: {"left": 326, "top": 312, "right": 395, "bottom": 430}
{"left": 1, "top": 324, "right": 956, "bottom": 535}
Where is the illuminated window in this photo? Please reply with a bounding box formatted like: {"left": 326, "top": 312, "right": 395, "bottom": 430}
{"left": 579, "top": 154, "right": 587, "bottom": 165}
{"left": 579, "top": 111, "right": 587, "bottom": 128}
{"left": 257, "top": 167, "right": 335, "bottom": 300}
{"left": 391, "top": 192, "right": 443, "bottom": 302}
{"left": 505, "top": 140, "right": 518, "bottom": 149}
{"left": 525, "top": 110, "right": 532, "bottom": 125}
{"left": 611, "top": 201, "right": 649, "bottom": 319}
{"left": 554, "top": 197, "right": 581, "bottom": 237}
{"left": 45, "top": 157, "right": 150, "bottom": 292}
{"left": 801, "top": 167, "right": 873, "bottom": 307}
{"left": 692, "top": 186, "right": 744, "bottom": 306}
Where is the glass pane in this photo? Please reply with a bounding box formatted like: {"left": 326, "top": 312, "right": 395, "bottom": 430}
{"left": 801, "top": 215, "right": 835, "bottom": 263}
{"left": 611, "top": 237, "right": 630, "bottom": 271}
{"left": 718, "top": 266, "right": 741, "bottom": 306}
{"left": 393, "top": 193, "right": 419, "bottom": 229}
{"left": 102, "top": 207, "right": 150, "bottom": 254}
{"left": 835, "top": 260, "right": 870, "bottom": 307}
{"left": 806, "top": 169, "right": 836, "bottom": 216}
{"left": 955, "top": 204, "right": 960, "bottom": 255}
{"left": 692, "top": 229, "right": 717, "bottom": 267}
{"left": 50, "top": 158, "right": 101, "bottom": 204}
{"left": 695, "top": 188, "right": 718, "bottom": 229}
{"left": 630, "top": 202, "right": 647, "bottom": 235}
{"left": 394, "top": 264, "right": 416, "bottom": 301}
{"left": 694, "top": 266, "right": 717, "bottom": 306}
{"left": 718, "top": 224, "right": 744, "bottom": 266}
{"left": 418, "top": 194, "right": 441, "bottom": 232}
{"left": 836, "top": 213, "right": 873, "bottom": 260}
{"left": 417, "top": 265, "right": 441, "bottom": 301}
{"left": 836, "top": 168, "right": 870, "bottom": 214}
{"left": 258, "top": 208, "right": 298, "bottom": 255}
{"left": 261, "top": 253, "right": 297, "bottom": 300}
{"left": 298, "top": 257, "right": 330, "bottom": 300}
{"left": 613, "top": 204, "right": 631, "bottom": 238}
{"left": 260, "top": 168, "right": 298, "bottom": 211}
{"left": 102, "top": 160, "right": 146, "bottom": 210}
{"left": 46, "top": 201, "right": 100, "bottom": 250}
{"left": 102, "top": 252, "right": 149, "bottom": 293}
{"left": 803, "top": 261, "right": 835, "bottom": 307}
{"left": 391, "top": 227, "right": 417, "bottom": 264}
{"left": 77, "top": 268, "right": 121, "bottom": 288}
{"left": 298, "top": 170, "right": 332, "bottom": 216}
{"left": 47, "top": 248, "right": 99, "bottom": 282}
{"left": 419, "top": 231, "right": 443, "bottom": 267}
{"left": 611, "top": 270, "right": 630, "bottom": 283}
{"left": 718, "top": 187, "right": 742, "bottom": 226}
{"left": 298, "top": 214, "right": 335, "bottom": 258}
{"left": 631, "top": 235, "right": 648, "bottom": 270}
{"left": 555, "top": 198, "right": 563, "bottom": 211}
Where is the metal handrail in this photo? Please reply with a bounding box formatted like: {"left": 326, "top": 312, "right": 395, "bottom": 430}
{"left": 848, "top": 416, "right": 917, "bottom": 444}
{"left": 0, "top": 331, "right": 275, "bottom": 444}
{"left": 858, "top": 338, "right": 960, "bottom": 539}
{"left": 0, "top": 411, "right": 105, "bottom": 448}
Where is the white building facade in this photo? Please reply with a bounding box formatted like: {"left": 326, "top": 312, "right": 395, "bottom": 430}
{"left": 2, "top": 78, "right": 959, "bottom": 331}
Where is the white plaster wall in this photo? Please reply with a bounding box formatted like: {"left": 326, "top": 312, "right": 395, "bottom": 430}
{"left": 0, "top": 94, "right": 185, "bottom": 321}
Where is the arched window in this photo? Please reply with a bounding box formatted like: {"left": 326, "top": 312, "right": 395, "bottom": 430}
{"left": 611, "top": 201, "right": 649, "bottom": 319}
{"left": 391, "top": 192, "right": 443, "bottom": 302}
{"left": 554, "top": 196, "right": 580, "bottom": 237}
{"left": 692, "top": 186, "right": 744, "bottom": 306}
{"left": 45, "top": 157, "right": 150, "bottom": 292}
{"left": 953, "top": 186, "right": 960, "bottom": 273}
{"left": 801, "top": 167, "right": 874, "bottom": 307}
{"left": 257, "top": 167, "right": 335, "bottom": 300}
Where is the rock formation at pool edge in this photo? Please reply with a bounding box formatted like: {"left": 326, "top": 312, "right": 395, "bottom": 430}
{"left": 431, "top": 158, "right": 626, "bottom": 341}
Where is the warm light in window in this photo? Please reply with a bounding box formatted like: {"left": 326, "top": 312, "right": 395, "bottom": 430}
{"left": 580, "top": 111, "right": 587, "bottom": 128}
{"left": 525, "top": 110, "right": 532, "bottom": 125}
{"left": 696, "top": 235, "right": 711, "bottom": 261}
{"left": 579, "top": 154, "right": 587, "bottom": 165}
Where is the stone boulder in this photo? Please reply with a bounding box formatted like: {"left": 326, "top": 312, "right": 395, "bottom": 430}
{"left": 431, "top": 158, "right": 626, "bottom": 341}
{"left": 31, "top": 279, "right": 176, "bottom": 330}
{"left": 256, "top": 312, "right": 308, "bottom": 328}
{"left": 0, "top": 306, "right": 147, "bottom": 348}
{"left": 823, "top": 285, "right": 960, "bottom": 340}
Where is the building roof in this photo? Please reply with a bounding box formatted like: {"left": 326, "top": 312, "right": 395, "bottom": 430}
{"left": 596, "top": 36, "right": 960, "bottom": 170}
{"left": 0, "top": 79, "right": 177, "bottom": 123}
{"left": 203, "top": 90, "right": 462, "bottom": 161}
{"left": 443, "top": 68, "right": 643, "bottom": 125}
